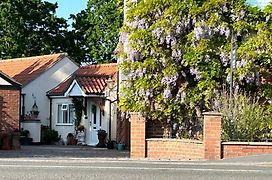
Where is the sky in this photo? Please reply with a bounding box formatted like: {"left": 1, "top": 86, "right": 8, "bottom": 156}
{"left": 43, "top": 0, "right": 272, "bottom": 21}
{"left": 43, "top": 0, "right": 88, "bottom": 20}
{"left": 247, "top": 0, "right": 272, "bottom": 8}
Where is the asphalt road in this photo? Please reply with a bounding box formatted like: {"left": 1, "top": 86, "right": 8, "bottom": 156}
{"left": 0, "top": 157, "right": 272, "bottom": 180}
{"left": 0, "top": 146, "right": 272, "bottom": 180}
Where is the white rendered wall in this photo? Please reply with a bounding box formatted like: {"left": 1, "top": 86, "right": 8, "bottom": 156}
{"left": 22, "top": 57, "right": 78, "bottom": 126}
{"left": 21, "top": 120, "right": 41, "bottom": 142}
{"left": 0, "top": 77, "right": 11, "bottom": 85}
{"left": 51, "top": 98, "right": 75, "bottom": 140}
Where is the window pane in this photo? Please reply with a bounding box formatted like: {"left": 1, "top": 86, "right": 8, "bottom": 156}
{"left": 92, "top": 105, "right": 97, "bottom": 125}
{"left": 57, "top": 105, "right": 62, "bottom": 123}
{"left": 68, "top": 104, "right": 74, "bottom": 124}
{"left": 63, "top": 109, "right": 68, "bottom": 123}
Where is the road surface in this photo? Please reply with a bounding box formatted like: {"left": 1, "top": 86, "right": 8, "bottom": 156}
{"left": 0, "top": 157, "right": 272, "bottom": 180}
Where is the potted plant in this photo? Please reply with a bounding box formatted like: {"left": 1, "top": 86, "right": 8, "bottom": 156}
{"left": 19, "top": 129, "right": 33, "bottom": 145}
{"left": 77, "top": 124, "right": 85, "bottom": 132}
{"left": 96, "top": 129, "right": 107, "bottom": 148}
{"left": 67, "top": 133, "right": 77, "bottom": 145}
{"left": 76, "top": 125, "right": 85, "bottom": 145}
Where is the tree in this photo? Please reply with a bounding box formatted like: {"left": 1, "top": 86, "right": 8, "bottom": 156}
{"left": 119, "top": 0, "right": 271, "bottom": 123}
{"left": 66, "top": 10, "right": 91, "bottom": 63}
{"left": 0, "top": 0, "right": 69, "bottom": 59}
{"left": 87, "top": 0, "right": 123, "bottom": 63}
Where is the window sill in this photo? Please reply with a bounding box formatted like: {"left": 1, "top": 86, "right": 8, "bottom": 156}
{"left": 56, "top": 124, "right": 74, "bottom": 126}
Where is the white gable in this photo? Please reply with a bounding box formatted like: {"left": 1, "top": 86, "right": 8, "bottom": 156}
{"left": 65, "top": 80, "right": 86, "bottom": 97}
{"left": 0, "top": 77, "right": 11, "bottom": 85}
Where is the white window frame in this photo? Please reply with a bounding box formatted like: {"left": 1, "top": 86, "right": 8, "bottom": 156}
{"left": 57, "top": 103, "right": 74, "bottom": 125}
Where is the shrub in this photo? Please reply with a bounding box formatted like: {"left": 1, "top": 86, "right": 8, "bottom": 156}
{"left": 213, "top": 91, "right": 272, "bottom": 141}
{"left": 20, "top": 129, "right": 30, "bottom": 138}
{"left": 42, "top": 129, "right": 60, "bottom": 144}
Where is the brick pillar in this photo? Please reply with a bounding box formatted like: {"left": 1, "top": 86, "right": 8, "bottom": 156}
{"left": 130, "top": 113, "right": 146, "bottom": 159}
{"left": 203, "top": 112, "right": 222, "bottom": 160}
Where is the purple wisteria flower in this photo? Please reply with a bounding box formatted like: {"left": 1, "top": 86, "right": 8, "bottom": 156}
{"left": 245, "top": 73, "right": 255, "bottom": 83}
{"left": 221, "top": 4, "right": 228, "bottom": 12}
{"left": 152, "top": 28, "right": 163, "bottom": 39}
{"left": 163, "top": 89, "right": 172, "bottom": 99}
{"left": 176, "top": 91, "right": 186, "bottom": 103}
{"left": 127, "top": 70, "right": 137, "bottom": 80}
{"left": 220, "top": 52, "right": 229, "bottom": 67}
{"left": 172, "top": 49, "right": 182, "bottom": 61}
{"left": 190, "top": 67, "right": 201, "bottom": 80}
{"left": 194, "top": 25, "right": 231, "bottom": 41}
{"left": 236, "top": 59, "right": 247, "bottom": 68}
{"left": 161, "top": 74, "right": 178, "bottom": 86}
{"left": 194, "top": 26, "right": 204, "bottom": 41}
{"left": 128, "top": 49, "right": 141, "bottom": 62}
{"left": 119, "top": 32, "right": 127, "bottom": 44}
{"left": 129, "top": 17, "right": 149, "bottom": 30}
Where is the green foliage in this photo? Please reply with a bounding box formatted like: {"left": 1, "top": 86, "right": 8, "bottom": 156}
{"left": 67, "top": 10, "right": 91, "bottom": 63}
{"left": 214, "top": 91, "right": 272, "bottom": 141}
{"left": 0, "top": 0, "right": 69, "bottom": 59}
{"left": 72, "top": 98, "right": 84, "bottom": 128}
{"left": 42, "top": 129, "right": 60, "bottom": 144}
{"left": 20, "top": 129, "right": 30, "bottom": 138}
{"left": 77, "top": 124, "right": 85, "bottom": 131}
{"left": 119, "top": 0, "right": 272, "bottom": 124}
{"left": 87, "top": 0, "right": 123, "bottom": 63}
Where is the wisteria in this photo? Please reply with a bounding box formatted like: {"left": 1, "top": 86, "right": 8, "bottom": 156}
{"left": 119, "top": 32, "right": 128, "bottom": 44}
{"left": 220, "top": 52, "right": 229, "bottom": 67}
{"left": 163, "top": 88, "right": 172, "bottom": 99}
{"left": 161, "top": 74, "right": 178, "bottom": 86}
{"left": 194, "top": 25, "right": 231, "bottom": 41}
{"left": 236, "top": 59, "right": 247, "bottom": 68}
{"left": 190, "top": 67, "right": 201, "bottom": 80}
{"left": 120, "top": 0, "right": 266, "bottom": 126}
{"left": 176, "top": 91, "right": 186, "bottom": 103}
{"left": 230, "top": 10, "right": 245, "bottom": 21}
{"left": 128, "top": 17, "right": 149, "bottom": 30}
{"left": 171, "top": 49, "right": 182, "bottom": 62}
{"left": 245, "top": 73, "right": 256, "bottom": 84}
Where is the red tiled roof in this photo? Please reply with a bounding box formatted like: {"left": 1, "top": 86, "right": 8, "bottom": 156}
{"left": 0, "top": 53, "right": 67, "bottom": 86}
{"left": 47, "top": 63, "right": 118, "bottom": 96}
{"left": 0, "top": 70, "right": 22, "bottom": 87}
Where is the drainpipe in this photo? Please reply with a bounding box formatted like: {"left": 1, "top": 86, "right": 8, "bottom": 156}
{"left": 21, "top": 93, "right": 26, "bottom": 123}
{"left": 19, "top": 91, "right": 24, "bottom": 130}
{"left": 49, "top": 97, "right": 52, "bottom": 129}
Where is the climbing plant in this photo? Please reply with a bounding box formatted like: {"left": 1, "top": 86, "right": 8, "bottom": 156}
{"left": 119, "top": 0, "right": 272, "bottom": 123}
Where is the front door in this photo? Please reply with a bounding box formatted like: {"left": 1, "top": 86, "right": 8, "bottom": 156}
{"left": 89, "top": 104, "right": 99, "bottom": 146}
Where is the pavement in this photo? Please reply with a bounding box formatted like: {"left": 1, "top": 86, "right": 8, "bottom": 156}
{"left": 1, "top": 145, "right": 272, "bottom": 166}
{"left": 0, "top": 145, "right": 130, "bottom": 159}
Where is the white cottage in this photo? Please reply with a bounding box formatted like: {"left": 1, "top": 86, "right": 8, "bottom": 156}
{"left": 47, "top": 63, "right": 118, "bottom": 146}
{"left": 0, "top": 53, "right": 79, "bottom": 142}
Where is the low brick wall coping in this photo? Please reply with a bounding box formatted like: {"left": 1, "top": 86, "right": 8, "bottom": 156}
{"left": 146, "top": 138, "right": 203, "bottom": 144}
{"left": 222, "top": 141, "right": 272, "bottom": 146}
{"left": 202, "top": 111, "right": 222, "bottom": 116}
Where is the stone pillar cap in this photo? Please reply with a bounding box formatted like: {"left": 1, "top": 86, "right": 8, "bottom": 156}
{"left": 202, "top": 111, "right": 222, "bottom": 116}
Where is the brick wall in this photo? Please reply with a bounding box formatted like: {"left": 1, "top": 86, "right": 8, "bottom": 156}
{"left": 130, "top": 112, "right": 222, "bottom": 160}
{"left": 203, "top": 112, "right": 222, "bottom": 160}
{"left": 0, "top": 89, "right": 20, "bottom": 131}
{"left": 146, "top": 139, "right": 203, "bottom": 160}
{"left": 130, "top": 113, "right": 146, "bottom": 159}
{"left": 222, "top": 142, "right": 272, "bottom": 158}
